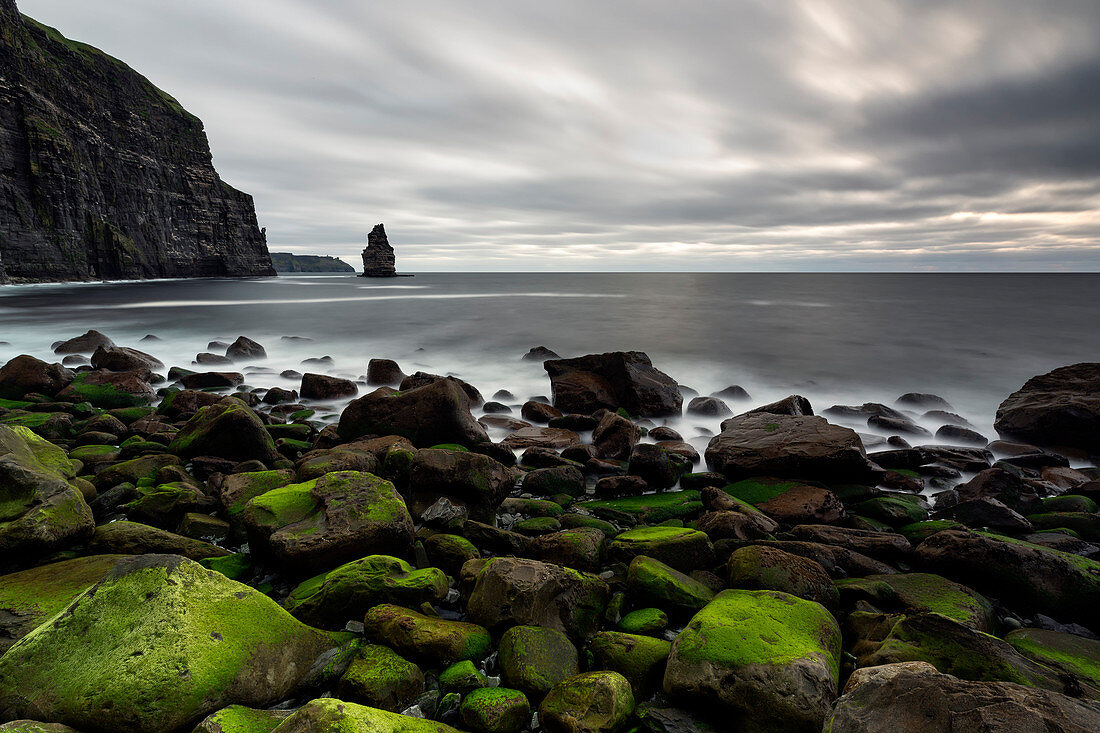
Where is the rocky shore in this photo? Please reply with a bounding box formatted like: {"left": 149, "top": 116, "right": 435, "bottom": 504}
{"left": 0, "top": 335, "right": 1098, "bottom": 732}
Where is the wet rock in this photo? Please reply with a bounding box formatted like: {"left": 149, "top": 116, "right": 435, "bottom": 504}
{"left": 935, "top": 424, "right": 988, "bottom": 445}
{"left": 544, "top": 351, "right": 682, "bottom": 418}
{"left": 714, "top": 385, "right": 751, "bottom": 401}
{"left": 608, "top": 527, "right": 713, "bottom": 572}
{"left": 524, "top": 346, "right": 561, "bottom": 361}
{"left": 363, "top": 604, "right": 491, "bottom": 666}
{"left": 521, "top": 400, "right": 563, "bottom": 423}
{"left": 0, "top": 555, "right": 339, "bottom": 733}
{"left": 90, "top": 345, "right": 163, "bottom": 372}
{"left": 300, "top": 373, "right": 358, "bottom": 400}
{"left": 836, "top": 573, "right": 994, "bottom": 632}
{"left": 626, "top": 444, "right": 678, "bottom": 489}
{"left": 896, "top": 393, "right": 953, "bottom": 410}
{"left": 404, "top": 448, "right": 515, "bottom": 523}
{"left": 401, "top": 372, "right": 483, "bottom": 406}
{"left": 502, "top": 426, "right": 579, "bottom": 450}
{"left": 337, "top": 644, "right": 425, "bottom": 712}
{"left": 169, "top": 397, "right": 279, "bottom": 464}
{"left": 740, "top": 394, "right": 813, "bottom": 418}
{"left": 718, "top": 540, "right": 896, "bottom": 578}
{"left": 686, "top": 396, "right": 732, "bottom": 417}
{"left": 706, "top": 414, "right": 880, "bottom": 484}
{"left": 367, "top": 358, "right": 405, "bottom": 386}
{"left": 180, "top": 371, "right": 243, "bottom": 389}
{"left": 826, "top": 668, "right": 1100, "bottom": 733}
{"left": 195, "top": 352, "right": 234, "bottom": 366}
{"left": 994, "top": 363, "right": 1100, "bottom": 453}
{"left": 786, "top": 525, "right": 912, "bottom": 563}
{"left": 627, "top": 555, "right": 715, "bottom": 616}
{"left": 262, "top": 386, "right": 298, "bottom": 405}
{"left": 867, "top": 415, "right": 931, "bottom": 438}
{"left": 727, "top": 545, "right": 837, "bottom": 610}
{"left": 663, "top": 589, "right": 841, "bottom": 732}
{"left": 540, "top": 671, "right": 635, "bottom": 733}
{"left": 950, "top": 497, "right": 1033, "bottom": 532}
{"left": 226, "top": 336, "right": 266, "bottom": 361}
{"left": 460, "top": 687, "right": 530, "bottom": 733}
{"left": 465, "top": 557, "right": 610, "bottom": 641}
{"left": 87, "top": 520, "right": 230, "bottom": 560}
{"left": 591, "top": 410, "right": 642, "bottom": 460}
{"left": 0, "top": 355, "right": 74, "bottom": 400}
{"left": 52, "top": 330, "right": 113, "bottom": 355}
{"left": 338, "top": 380, "right": 489, "bottom": 448}
{"left": 57, "top": 370, "right": 155, "bottom": 408}
{"left": 498, "top": 625, "right": 579, "bottom": 701}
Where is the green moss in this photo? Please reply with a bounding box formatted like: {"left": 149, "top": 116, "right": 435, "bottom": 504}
{"left": 338, "top": 644, "right": 424, "bottom": 712}
{"left": 899, "top": 519, "right": 966, "bottom": 544}
{"left": 245, "top": 481, "right": 319, "bottom": 528}
{"left": 514, "top": 516, "right": 562, "bottom": 535}
{"left": 199, "top": 554, "right": 252, "bottom": 580}
{"left": 69, "top": 444, "right": 120, "bottom": 463}
{"left": 0, "top": 398, "right": 33, "bottom": 410}
{"left": 626, "top": 555, "right": 714, "bottom": 615}
{"left": 577, "top": 490, "right": 703, "bottom": 524}
{"left": 560, "top": 514, "right": 619, "bottom": 537}
{"left": 107, "top": 406, "right": 156, "bottom": 425}
{"left": 364, "top": 604, "right": 491, "bottom": 666}
{"left": 498, "top": 625, "right": 578, "bottom": 699}
{"left": 590, "top": 631, "right": 672, "bottom": 693}
{"left": 62, "top": 373, "right": 148, "bottom": 409}
{"left": 1026, "top": 512, "right": 1100, "bottom": 541}
{"left": 430, "top": 443, "right": 469, "bottom": 452}
{"left": 194, "top": 704, "right": 289, "bottom": 733}
{"left": 721, "top": 478, "right": 803, "bottom": 506}
{"left": 674, "top": 589, "right": 842, "bottom": 680}
{"left": 439, "top": 660, "right": 487, "bottom": 693}
{"left": 836, "top": 573, "right": 993, "bottom": 631}
{"left": 618, "top": 607, "right": 669, "bottom": 635}
{"left": 0, "top": 411, "right": 51, "bottom": 429}
{"left": 854, "top": 495, "right": 928, "bottom": 527}
{"left": 1006, "top": 628, "right": 1100, "bottom": 689}
{"left": 4, "top": 426, "right": 75, "bottom": 479}
{"left": 460, "top": 687, "right": 531, "bottom": 733}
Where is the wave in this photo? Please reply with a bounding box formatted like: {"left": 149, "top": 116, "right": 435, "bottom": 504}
{"left": 69, "top": 292, "right": 628, "bottom": 310}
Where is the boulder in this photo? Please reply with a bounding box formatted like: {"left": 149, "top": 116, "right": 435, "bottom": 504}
{"left": 608, "top": 527, "right": 713, "bottom": 572}
{"left": 739, "top": 394, "right": 813, "bottom": 418}
{"left": 404, "top": 448, "right": 514, "bottom": 522}
{"left": 786, "top": 525, "right": 912, "bottom": 563}
{"left": 52, "top": 330, "right": 113, "bottom": 355}
{"left": 337, "top": 644, "right": 424, "bottom": 712}
{"left": 686, "top": 396, "right": 732, "bottom": 417}
{"left": 338, "top": 381, "right": 489, "bottom": 447}
{"left": 465, "top": 557, "right": 610, "bottom": 640}
{"left": 0, "top": 426, "right": 93, "bottom": 560}
{"left": 243, "top": 471, "right": 414, "bottom": 573}
{"left": 264, "top": 698, "right": 462, "bottom": 732}
{"left": 0, "top": 356, "right": 74, "bottom": 400}
{"left": 590, "top": 632, "right": 672, "bottom": 696}
{"left": 501, "top": 426, "right": 578, "bottom": 450}
{"left": 57, "top": 370, "right": 155, "bottom": 408}
{"left": 226, "top": 336, "right": 266, "bottom": 361}
{"left": 0, "top": 555, "right": 122, "bottom": 654}
{"left": 192, "top": 706, "right": 290, "bottom": 733}
{"left": 300, "top": 373, "right": 357, "bottom": 401}
{"left": 362, "top": 604, "right": 491, "bottom": 666}
{"left": 626, "top": 555, "right": 715, "bottom": 615}
{"left": 0, "top": 555, "right": 340, "bottom": 733}
{"left": 460, "top": 688, "right": 530, "bottom": 733}
{"left": 591, "top": 411, "right": 642, "bottom": 460}
{"left": 544, "top": 351, "right": 682, "bottom": 417}
{"left": 539, "top": 671, "right": 635, "bottom": 733}
{"left": 87, "top": 520, "right": 229, "bottom": 561}
{"left": 1006, "top": 628, "right": 1100, "bottom": 696}
{"left": 827, "top": 667, "right": 1100, "bottom": 732}
{"left": 705, "top": 414, "right": 880, "bottom": 483}
{"left": 663, "top": 589, "right": 842, "bottom": 732}
{"left": 721, "top": 539, "right": 896, "bottom": 579}
{"left": 626, "top": 444, "right": 679, "bottom": 489}
{"left": 498, "top": 625, "right": 579, "bottom": 701}
{"left": 994, "top": 363, "right": 1100, "bottom": 452}
{"left": 367, "top": 358, "right": 405, "bottom": 386}
{"left": 400, "top": 373, "right": 483, "bottom": 406}
{"left": 179, "top": 372, "right": 243, "bottom": 389}
{"left": 284, "top": 555, "right": 448, "bottom": 629}
{"left": 723, "top": 478, "right": 845, "bottom": 525}
{"left": 915, "top": 530, "right": 1100, "bottom": 628}
{"left": 836, "top": 573, "right": 994, "bottom": 632}
{"left": 726, "top": 545, "right": 838, "bottom": 611}
{"left": 169, "top": 397, "right": 280, "bottom": 464}
{"left": 90, "top": 345, "right": 163, "bottom": 372}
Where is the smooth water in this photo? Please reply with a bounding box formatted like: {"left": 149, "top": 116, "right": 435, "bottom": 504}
{"left": 1, "top": 273, "right": 1097, "bottom": 462}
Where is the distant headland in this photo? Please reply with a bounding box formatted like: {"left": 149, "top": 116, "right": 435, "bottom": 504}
{"left": 270, "top": 253, "right": 354, "bottom": 273}
{"left": 361, "top": 224, "right": 413, "bottom": 277}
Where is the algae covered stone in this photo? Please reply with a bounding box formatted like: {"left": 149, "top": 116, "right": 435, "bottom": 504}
{"left": 539, "top": 671, "right": 636, "bottom": 733}
{"left": 169, "top": 396, "right": 279, "bottom": 464}
{"left": 0, "top": 723, "right": 82, "bottom": 732}
{"left": 726, "top": 545, "right": 838, "bottom": 611}
{"left": 243, "top": 470, "right": 414, "bottom": 573}
{"left": 337, "top": 644, "right": 425, "bottom": 712}
{"left": 835, "top": 572, "right": 994, "bottom": 632}
{"left": 284, "top": 554, "right": 448, "bottom": 628}
{"left": 460, "top": 687, "right": 531, "bottom": 733}
{"left": 663, "top": 589, "right": 842, "bottom": 733}
{"left": 576, "top": 490, "right": 703, "bottom": 525}
{"left": 87, "top": 520, "right": 230, "bottom": 560}
{"left": 626, "top": 555, "right": 714, "bottom": 616}
{"left": 498, "top": 625, "right": 580, "bottom": 701}
{"left": 618, "top": 607, "right": 668, "bottom": 635}
{"left": 363, "top": 603, "right": 491, "bottom": 665}
{"left": 1006, "top": 627, "right": 1100, "bottom": 695}
{"left": 0, "top": 555, "right": 341, "bottom": 733}
{"left": 439, "top": 660, "right": 487, "bottom": 693}
{"left": 0, "top": 554, "right": 121, "bottom": 653}
{"left": 192, "top": 705, "right": 291, "bottom": 733}
{"left": 590, "top": 631, "right": 672, "bottom": 695}
{"left": 269, "top": 698, "right": 462, "bottom": 732}
{"left": 607, "top": 526, "right": 713, "bottom": 572}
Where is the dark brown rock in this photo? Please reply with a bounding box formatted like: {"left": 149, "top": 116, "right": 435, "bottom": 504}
{"left": 544, "top": 351, "right": 682, "bottom": 417}
{"left": 995, "top": 363, "right": 1100, "bottom": 453}
{"left": 52, "top": 331, "right": 113, "bottom": 355}
{"left": 366, "top": 358, "right": 404, "bottom": 386}
{"left": 300, "top": 373, "right": 358, "bottom": 401}
{"left": 90, "top": 346, "right": 163, "bottom": 372}
{"left": 338, "top": 381, "right": 489, "bottom": 447}
{"left": 592, "top": 410, "right": 643, "bottom": 460}
{"left": 0, "top": 355, "right": 73, "bottom": 399}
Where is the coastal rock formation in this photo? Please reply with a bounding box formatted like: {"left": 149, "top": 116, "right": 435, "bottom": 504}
{"left": 994, "top": 363, "right": 1100, "bottom": 453}
{"left": 0, "top": 1, "right": 274, "bottom": 283}
{"left": 361, "top": 223, "right": 404, "bottom": 277}
{"left": 270, "top": 253, "right": 354, "bottom": 273}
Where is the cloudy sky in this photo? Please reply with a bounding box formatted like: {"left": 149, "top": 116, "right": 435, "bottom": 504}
{"left": 19, "top": 0, "right": 1100, "bottom": 271}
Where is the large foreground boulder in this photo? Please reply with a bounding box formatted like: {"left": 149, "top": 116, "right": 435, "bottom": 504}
{"left": 663, "top": 589, "right": 842, "bottom": 732}
{"left": 705, "top": 414, "right": 880, "bottom": 483}
{"left": 915, "top": 530, "right": 1100, "bottom": 629}
{"left": 243, "top": 471, "right": 414, "bottom": 573}
{"left": 994, "top": 363, "right": 1100, "bottom": 453}
{"left": 0, "top": 555, "right": 341, "bottom": 733}
{"left": 543, "top": 351, "right": 682, "bottom": 417}
{"left": 169, "top": 397, "right": 280, "bottom": 464}
{"left": 337, "top": 380, "right": 488, "bottom": 447}
{"left": 825, "top": 667, "right": 1100, "bottom": 732}
{"left": 0, "top": 426, "right": 94, "bottom": 561}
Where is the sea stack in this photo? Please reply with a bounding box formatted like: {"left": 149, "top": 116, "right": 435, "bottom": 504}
{"left": 360, "top": 224, "right": 411, "bottom": 277}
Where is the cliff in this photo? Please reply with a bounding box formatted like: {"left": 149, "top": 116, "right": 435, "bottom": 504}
{"left": 0, "top": 0, "right": 274, "bottom": 283}
{"left": 270, "top": 253, "right": 354, "bottom": 273}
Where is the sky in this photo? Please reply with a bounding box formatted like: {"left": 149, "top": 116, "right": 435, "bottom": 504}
{"left": 17, "top": 0, "right": 1100, "bottom": 271}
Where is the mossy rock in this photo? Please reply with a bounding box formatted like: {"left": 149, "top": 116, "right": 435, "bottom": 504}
{"left": 93, "top": 453, "right": 181, "bottom": 489}
{"left": 1039, "top": 495, "right": 1098, "bottom": 514}
{"left": 853, "top": 495, "right": 928, "bottom": 527}
{"left": 539, "top": 671, "right": 635, "bottom": 733}
{"left": 107, "top": 406, "right": 156, "bottom": 425}
{"left": 438, "top": 659, "right": 487, "bottom": 694}
{"left": 192, "top": 705, "right": 291, "bottom": 733}
{"left": 124, "top": 481, "right": 214, "bottom": 528}
{"left": 0, "top": 555, "right": 344, "bottom": 733}
{"left": 726, "top": 545, "right": 838, "bottom": 612}
{"left": 219, "top": 469, "right": 296, "bottom": 525}
{"left": 498, "top": 625, "right": 579, "bottom": 701}
{"left": 58, "top": 372, "right": 151, "bottom": 408}
{"left": 267, "top": 698, "right": 461, "bottom": 732}
{"left": 513, "top": 516, "right": 562, "bottom": 535}
{"left": 576, "top": 490, "right": 703, "bottom": 525}
{"left": 0, "top": 554, "right": 123, "bottom": 654}
{"left": 0, "top": 722, "right": 82, "bottom": 732}
{"left": 423, "top": 533, "right": 480, "bottom": 576}
{"left": 363, "top": 603, "right": 491, "bottom": 666}
{"left": 460, "top": 687, "right": 531, "bottom": 733}
{"left": 897, "top": 519, "right": 965, "bottom": 544}
{"left": 88, "top": 520, "right": 230, "bottom": 561}
{"left": 722, "top": 478, "right": 807, "bottom": 506}
{"left": 626, "top": 556, "right": 715, "bottom": 616}
{"left": 590, "top": 631, "right": 672, "bottom": 695}
{"left": 0, "top": 425, "right": 76, "bottom": 480}
{"left": 284, "top": 555, "right": 448, "bottom": 629}
{"left": 1005, "top": 627, "right": 1100, "bottom": 695}
{"left": 1026, "top": 512, "right": 1100, "bottom": 541}
{"left": 608, "top": 526, "right": 713, "bottom": 571}
{"left": 835, "top": 573, "right": 994, "bottom": 632}
{"left": 849, "top": 611, "right": 1067, "bottom": 692}
{"left": 67, "top": 444, "right": 120, "bottom": 464}
{"left": 199, "top": 553, "right": 252, "bottom": 580}
{"left": 337, "top": 644, "right": 425, "bottom": 712}
{"left": 502, "top": 497, "right": 564, "bottom": 517}
{"left": 663, "top": 589, "right": 842, "bottom": 732}
{"left": 169, "top": 397, "right": 279, "bottom": 464}
{"left": 618, "top": 607, "right": 669, "bottom": 635}
{"left": 559, "top": 513, "right": 619, "bottom": 537}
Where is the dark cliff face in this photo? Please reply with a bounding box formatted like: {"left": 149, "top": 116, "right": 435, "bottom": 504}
{"left": 0, "top": 1, "right": 274, "bottom": 283}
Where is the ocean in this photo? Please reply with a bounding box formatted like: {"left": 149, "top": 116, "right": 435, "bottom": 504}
{"left": 2, "top": 272, "right": 1097, "bottom": 468}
